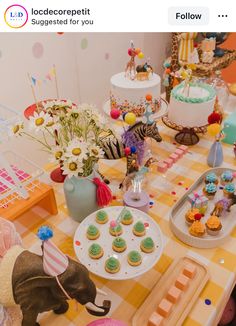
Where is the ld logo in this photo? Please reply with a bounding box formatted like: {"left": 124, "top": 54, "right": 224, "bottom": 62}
{"left": 4, "top": 4, "right": 28, "bottom": 28}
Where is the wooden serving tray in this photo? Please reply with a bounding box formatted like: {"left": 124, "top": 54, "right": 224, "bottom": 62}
{"left": 132, "top": 256, "right": 210, "bottom": 326}
{"left": 170, "top": 167, "right": 236, "bottom": 248}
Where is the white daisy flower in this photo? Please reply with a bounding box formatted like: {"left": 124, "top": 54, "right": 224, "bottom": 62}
{"left": 8, "top": 122, "right": 24, "bottom": 137}
{"left": 88, "top": 144, "right": 104, "bottom": 158}
{"left": 65, "top": 138, "right": 88, "bottom": 162}
{"left": 29, "top": 111, "right": 51, "bottom": 132}
{"left": 61, "top": 159, "right": 83, "bottom": 178}
{"left": 69, "top": 105, "right": 79, "bottom": 119}
{"left": 50, "top": 146, "right": 64, "bottom": 163}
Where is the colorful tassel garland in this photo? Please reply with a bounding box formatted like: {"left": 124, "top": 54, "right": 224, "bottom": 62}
{"left": 93, "top": 177, "right": 112, "bottom": 206}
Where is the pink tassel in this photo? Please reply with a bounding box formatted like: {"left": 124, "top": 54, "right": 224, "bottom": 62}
{"left": 93, "top": 177, "right": 112, "bottom": 207}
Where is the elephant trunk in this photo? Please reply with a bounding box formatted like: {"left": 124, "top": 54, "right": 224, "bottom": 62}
{"left": 85, "top": 300, "right": 111, "bottom": 316}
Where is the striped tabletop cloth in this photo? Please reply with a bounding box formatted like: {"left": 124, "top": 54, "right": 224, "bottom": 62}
{"left": 13, "top": 120, "right": 236, "bottom": 326}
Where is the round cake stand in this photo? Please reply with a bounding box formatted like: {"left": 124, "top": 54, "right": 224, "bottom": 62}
{"left": 162, "top": 115, "right": 207, "bottom": 146}
{"left": 103, "top": 98, "right": 169, "bottom": 122}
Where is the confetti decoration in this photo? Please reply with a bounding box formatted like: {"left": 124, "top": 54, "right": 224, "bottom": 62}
{"left": 81, "top": 38, "right": 88, "bottom": 50}
{"left": 57, "top": 32, "right": 64, "bottom": 35}
{"left": 205, "top": 299, "right": 211, "bottom": 305}
{"left": 75, "top": 240, "right": 81, "bottom": 246}
{"left": 32, "top": 42, "right": 44, "bottom": 58}
{"left": 171, "top": 191, "right": 176, "bottom": 195}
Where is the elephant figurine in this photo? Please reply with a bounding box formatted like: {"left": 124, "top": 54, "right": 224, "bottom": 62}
{"left": 0, "top": 221, "right": 111, "bottom": 326}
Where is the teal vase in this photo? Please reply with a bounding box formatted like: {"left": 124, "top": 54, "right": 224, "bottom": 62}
{"left": 207, "top": 140, "right": 224, "bottom": 167}
{"left": 63, "top": 171, "right": 99, "bottom": 222}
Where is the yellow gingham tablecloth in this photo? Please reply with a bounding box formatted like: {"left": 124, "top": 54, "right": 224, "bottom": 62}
{"left": 14, "top": 120, "right": 236, "bottom": 326}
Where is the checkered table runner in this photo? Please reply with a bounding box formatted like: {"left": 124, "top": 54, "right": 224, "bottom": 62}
{"left": 12, "top": 121, "right": 236, "bottom": 326}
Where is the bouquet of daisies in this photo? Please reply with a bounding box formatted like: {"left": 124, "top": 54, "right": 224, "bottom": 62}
{"left": 11, "top": 100, "right": 109, "bottom": 178}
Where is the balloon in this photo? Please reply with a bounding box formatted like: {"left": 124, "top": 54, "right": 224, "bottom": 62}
{"left": 135, "top": 48, "right": 141, "bottom": 55}
{"left": 207, "top": 123, "right": 221, "bottom": 136}
{"left": 128, "top": 48, "right": 133, "bottom": 56}
{"left": 138, "top": 52, "right": 144, "bottom": 59}
{"left": 124, "top": 112, "right": 136, "bottom": 125}
{"left": 110, "top": 108, "right": 121, "bottom": 120}
{"left": 145, "top": 94, "right": 153, "bottom": 101}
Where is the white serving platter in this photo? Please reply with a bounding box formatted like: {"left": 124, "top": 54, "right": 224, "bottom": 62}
{"left": 73, "top": 206, "right": 164, "bottom": 280}
{"left": 103, "top": 97, "right": 168, "bottom": 122}
{"left": 170, "top": 168, "right": 236, "bottom": 249}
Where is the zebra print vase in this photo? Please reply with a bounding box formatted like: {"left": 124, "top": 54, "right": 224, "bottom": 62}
{"left": 63, "top": 170, "right": 99, "bottom": 222}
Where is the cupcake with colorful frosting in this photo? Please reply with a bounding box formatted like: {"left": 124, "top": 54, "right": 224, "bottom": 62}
{"left": 205, "top": 216, "right": 222, "bottom": 236}
{"left": 88, "top": 243, "right": 104, "bottom": 259}
{"left": 127, "top": 250, "right": 142, "bottom": 266}
{"left": 109, "top": 224, "right": 123, "bottom": 236}
{"left": 203, "top": 183, "right": 217, "bottom": 199}
{"left": 112, "top": 237, "right": 127, "bottom": 253}
{"left": 221, "top": 170, "right": 233, "bottom": 185}
{"left": 105, "top": 257, "right": 120, "bottom": 274}
{"left": 121, "top": 210, "right": 133, "bottom": 225}
{"left": 189, "top": 220, "right": 205, "bottom": 237}
{"left": 133, "top": 221, "right": 146, "bottom": 237}
{"left": 87, "top": 225, "right": 100, "bottom": 240}
{"left": 185, "top": 208, "right": 200, "bottom": 226}
{"left": 205, "top": 172, "right": 218, "bottom": 185}
{"left": 96, "top": 210, "right": 108, "bottom": 224}
{"left": 223, "top": 183, "right": 235, "bottom": 199}
{"left": 140, "top": 237, "right": 155, "bottom": 253}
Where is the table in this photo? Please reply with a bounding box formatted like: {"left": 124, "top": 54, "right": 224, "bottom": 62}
{"left": 14, "top": 120, "right": 236, "bottom": 326}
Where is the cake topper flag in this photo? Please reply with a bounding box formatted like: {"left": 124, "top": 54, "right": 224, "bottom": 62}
{"left": 37, "top": 226, "right": 69, "bottom": 277}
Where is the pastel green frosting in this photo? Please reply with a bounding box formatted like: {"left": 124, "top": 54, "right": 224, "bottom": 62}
{"left": 89, "top": 243, "right": 102, "bottom": 255}
{"left": 141, "top": 237, "right": 154, "bottom": 249}
{"left": 106, "top": 257, "right": 119, "bottom": 270}
{"left": 221, "top": 170, "right": 233, "bottom": 181}
{"left": 134, "top": 221, "right": 145, "bottom": 232}
{"left": 128, "top": 250, "right": 141, "bottom": 262}
{"left": 205, "top": 183, "right": 217, "bottom": 193}
{"left": 122, "top": 210, "right": 133, "bottom": 220}
{"left": 113, "top": 237, "right": 126, "bottom": 248}
{"left": 87, "top": 225, "right": 99, "bottom": 235}
{"left": 224, "top": 183, "right": 235, "bottom": 193}
{"left": 110, "top": 224, "right": 122, "bottom": 232}
{"left": 96, "top": 210, "right": 108, "bottom": 221}
{"left": 206, "top": 173, "right": 217, "bottom": 183}
{"left": 171, "top": 82, "right": 216, "bottom": 103}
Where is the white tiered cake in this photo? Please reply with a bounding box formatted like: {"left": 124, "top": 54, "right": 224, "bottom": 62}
{"left": 168, "top": 82, "right": 216, "bottom": 127}
{"left": 110, "top": 72, "right": 161, "bottom": 117}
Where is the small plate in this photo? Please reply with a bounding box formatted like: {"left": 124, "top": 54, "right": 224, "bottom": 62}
{"left": 73, "top": 206, "right": 164, "bottom": 280}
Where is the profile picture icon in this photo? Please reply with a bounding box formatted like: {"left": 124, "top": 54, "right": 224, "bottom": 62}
{"left": 4, "top": 4, "right": 28, "bottom": 29}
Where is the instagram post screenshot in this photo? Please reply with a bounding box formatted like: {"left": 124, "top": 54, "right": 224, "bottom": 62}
{"left": 0, "top": 1, "right": 236, "bottom": 325}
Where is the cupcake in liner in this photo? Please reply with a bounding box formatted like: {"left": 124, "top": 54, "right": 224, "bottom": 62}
{"left": 205, "top": 215, "right": 222, "bottom": 236}
{"left": 185, "top": 208, "right": 200, "bottom": 226}
{"left": 221, "top": 170, "right": 233, "bottom": 185}
{"left": 189, "top": 220, "right": 206, "bottom": 237}
{"left": 223, "top": 183, "right": 235, "bottom": 199}
{"left": 203, "top": 183, "right": 217, "bottom": 199}
{"left": 205, "top": 172, "right": 218, "bottom": 185}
